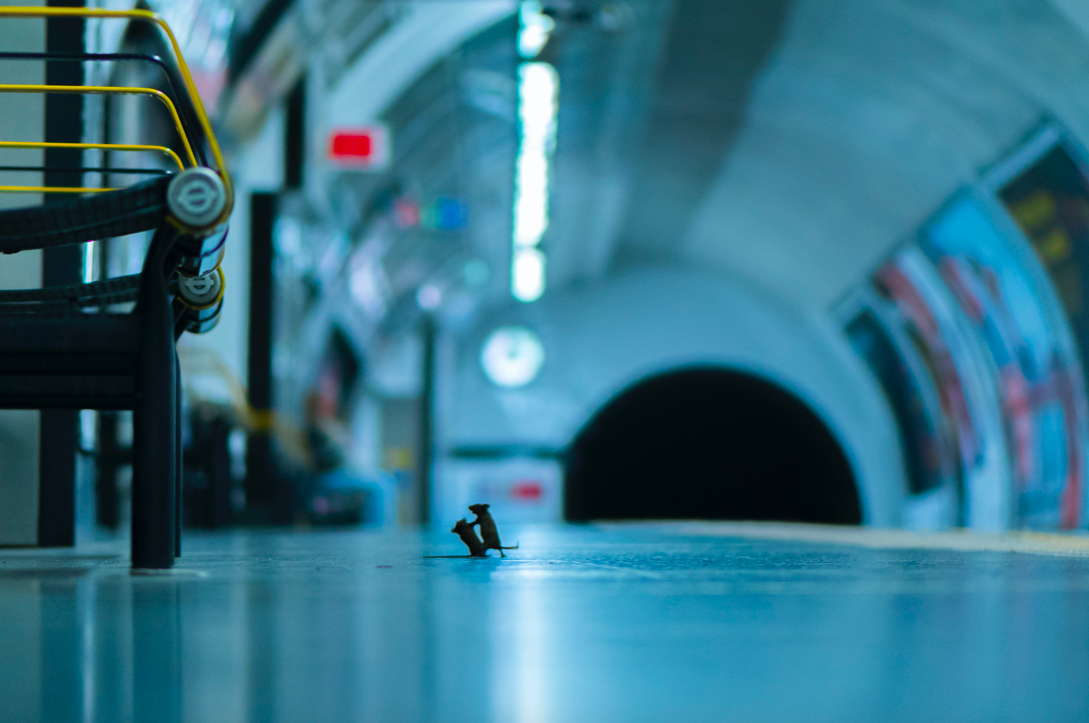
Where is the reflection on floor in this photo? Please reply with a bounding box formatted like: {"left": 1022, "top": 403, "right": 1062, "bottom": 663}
{"left": 1, "top": 522, "right": 1088, "bottom": 722}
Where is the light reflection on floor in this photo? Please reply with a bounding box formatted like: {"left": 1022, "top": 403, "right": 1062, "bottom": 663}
{"left": 1, "top": 523, "right": 1088, "bottom": 722}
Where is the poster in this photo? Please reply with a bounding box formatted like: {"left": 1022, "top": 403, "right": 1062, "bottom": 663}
{"left": 846, "top": 310, "right": 950, "bottom": 498}
{"left": 865, "top": 245, "right": 1011, "bottom": 528}
{"left": 920, "top": 194, "right": 1083, "bottom": 528}
{"left": 996, "top": 138, "right": 1089, "bottom": 365}
{"left": 993, "top": 136, "right": 1089, "bottom": 528}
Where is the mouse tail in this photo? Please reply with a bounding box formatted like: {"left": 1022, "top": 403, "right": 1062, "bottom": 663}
{"left": 500, "top": 542, "right": 520, "bottom": 550}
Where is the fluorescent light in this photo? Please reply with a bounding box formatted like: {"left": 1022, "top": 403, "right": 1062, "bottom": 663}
{"left": 512, "top": 247, "right": 546, "bottom": 302}
{"left": 513, "top": 62, "right": 558, "bottom": 248}
{"left": 513, "top": 156, "right": 549, "bottom": 246}
{"left": 518, "top": 1, "right": 555, "bottom": 59}
{"left": 512, "top": 60, "right": 558, "bottom": 302}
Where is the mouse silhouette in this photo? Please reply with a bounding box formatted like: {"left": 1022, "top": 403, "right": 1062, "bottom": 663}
{"left": 468, "top": 503, "right": 519, "bottom": 557}
{"left": 451, "top": 518, "right": 488, "bottom": 557}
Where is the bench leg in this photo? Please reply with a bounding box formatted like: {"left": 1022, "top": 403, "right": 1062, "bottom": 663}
{"left": 131, "top": 231, "right": 177, "bottom": 570}
{"left": 175, "top": 350, "right": 182, "bottom": 558}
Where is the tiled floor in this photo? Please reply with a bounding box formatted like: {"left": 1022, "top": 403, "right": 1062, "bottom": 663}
{"left": 2, "top": 522, "right": 1088, "bottom": 722}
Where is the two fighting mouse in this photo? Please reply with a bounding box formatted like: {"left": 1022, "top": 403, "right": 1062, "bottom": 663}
{"left": 451, "top": 503, "right": 520, "bottom": 557}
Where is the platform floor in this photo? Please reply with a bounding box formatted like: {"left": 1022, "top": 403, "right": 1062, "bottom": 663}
{"left": 2, "top": 522, "right": 1089, "bottom": 722}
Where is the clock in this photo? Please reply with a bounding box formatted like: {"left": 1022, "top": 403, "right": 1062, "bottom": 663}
{"left": 480, "top": 326, "right": 545, "bottom": 387}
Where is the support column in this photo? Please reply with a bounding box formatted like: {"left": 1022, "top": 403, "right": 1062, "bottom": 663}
{"left": 416, "top": 315, "right": 436, "bottom": 525}
{"left": 37, "top": 0, "right": 84, "bottom": 548}
{"left": 245, "top": 193, "right": 276, "bottom": 515}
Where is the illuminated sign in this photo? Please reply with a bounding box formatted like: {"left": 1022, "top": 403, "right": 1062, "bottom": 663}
{"left": 327, "top": 125, "right": 390, "bottom": 170}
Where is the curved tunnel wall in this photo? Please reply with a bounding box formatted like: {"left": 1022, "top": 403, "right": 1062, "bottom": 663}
{"left": 564, "top": 367, "right": 862, "bottom": 524}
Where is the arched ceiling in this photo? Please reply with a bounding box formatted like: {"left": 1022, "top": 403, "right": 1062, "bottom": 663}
{"left": 680, "top": 0, "right": 1089, "bottom": 310}
{"left": 608, "top": 0, "right": 793, "bottom": 270}
{"left": 232, "top": 0, "right": 1089, "bottom": 335}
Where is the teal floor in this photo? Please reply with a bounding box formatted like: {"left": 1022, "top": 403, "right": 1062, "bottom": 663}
{"left": 1, "top": 523, "right": 1088, "bottom": 722}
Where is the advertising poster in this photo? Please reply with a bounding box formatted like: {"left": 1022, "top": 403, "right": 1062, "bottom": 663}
{"left": 997, "top": 139, "right": 1089, "bottom": 373}
{"left": 994, "top": 137, "right": 1089, "bottom": 528}
{"left": 920, "top": 195, "right": 1083, "bottom": 528}
{"left": 866, "top": 247, "right": 1009, "bottom": 528}
{"left": 846, "top": 310, "right": 951, "bottom": 499}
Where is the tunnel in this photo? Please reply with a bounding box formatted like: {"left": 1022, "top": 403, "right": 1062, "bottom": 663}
{"left": 564, "top": 367, "right": 862, "bottom": 524}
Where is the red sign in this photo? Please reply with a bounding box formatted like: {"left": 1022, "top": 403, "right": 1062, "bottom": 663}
{"left": 327, "top": 125, "right": 389, "bottom": 170}
{"left": 509, "top": 480, "right": 543, "bottom": 500}
{"left": 332, "top": 133, "right": 372, "bottom": 158}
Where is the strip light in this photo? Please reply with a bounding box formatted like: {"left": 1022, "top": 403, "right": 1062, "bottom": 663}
{"left": 518, "top": 1, "right": 554, "bottom": 59}
{"left": 511, "top": 59, "right": 558, "bottom": 302}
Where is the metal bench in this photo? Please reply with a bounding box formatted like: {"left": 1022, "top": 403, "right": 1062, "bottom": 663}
{"left": 0, "top": 8, "right": 234, "bottom": 569}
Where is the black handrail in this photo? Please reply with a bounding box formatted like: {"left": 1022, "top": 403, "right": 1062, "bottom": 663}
{"left": 0, "top": 175, "right": 170, "bottom": 253}
{"left": 0, "top": 274, "right": 140, "bottom": 304}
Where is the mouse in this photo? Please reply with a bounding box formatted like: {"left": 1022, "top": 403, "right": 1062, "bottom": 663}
{"left": 451, "top": 518, "right": 488, "bottom": 557}
{"left": 468, "top": 503, "right": 519, "bottom": 557}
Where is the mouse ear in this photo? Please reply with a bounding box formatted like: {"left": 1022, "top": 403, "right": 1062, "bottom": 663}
{"left": 482, "top": 503, "right": 490, "bottom": 509}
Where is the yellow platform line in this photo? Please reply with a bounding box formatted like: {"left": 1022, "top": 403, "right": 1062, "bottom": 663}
{"left": 640, "top": 521, "right": 1089, "bottom": 558}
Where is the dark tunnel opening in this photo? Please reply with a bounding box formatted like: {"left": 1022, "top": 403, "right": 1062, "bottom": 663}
{"left": 564, "top": 367, "right": 862, "bottom": 524}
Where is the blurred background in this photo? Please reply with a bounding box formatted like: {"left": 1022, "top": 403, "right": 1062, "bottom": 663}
{"left": 6, "top": 0, "right": 1089, "bottom": 545}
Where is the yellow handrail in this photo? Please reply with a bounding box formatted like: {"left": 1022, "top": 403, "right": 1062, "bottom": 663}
{"left": 177, "top": 346, "right": 285, "bottom": 435}
{"left": 0, "top": 186, "right": 117, "bottom": 193}
{"left": 0, "top": 141, "right": 184, "bottom": 170}
{"left": 0, "top": 85, "right": 196, "bottom": 167}
{"left": 0, "top": 7, "right": 234, "bottom": 221}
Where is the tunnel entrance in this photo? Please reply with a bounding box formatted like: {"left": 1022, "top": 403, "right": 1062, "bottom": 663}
{"left": 564, "top": 367, "right": 862, "bottom": 524}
